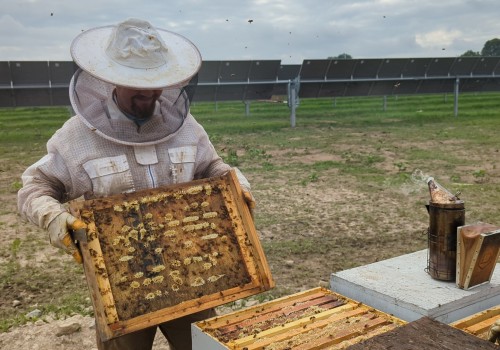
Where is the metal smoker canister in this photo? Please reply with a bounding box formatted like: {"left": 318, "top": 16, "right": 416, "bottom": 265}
{"left": 426, "top": 200, "right": 465, "bottom": 281}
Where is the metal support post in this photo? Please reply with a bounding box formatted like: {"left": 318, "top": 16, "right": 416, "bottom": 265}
{"left": 287, "top": 77, "right": 300, "bottom": 128}
{"left": 244, "top": 101, "right": 250, "bottom": 116}
{"left": 290, "top": 87, "right": 296, "bottom": 128}
{"left": 454, "top": 78, "right": 459, "bottom": 117}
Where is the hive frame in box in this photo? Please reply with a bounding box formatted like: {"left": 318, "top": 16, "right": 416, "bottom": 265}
{"left": 69, "top": 170, "right": 274, "bottom": 341}
{"left": 192, "top": 287, "right": 406, "bottom": 350}
{"left": 451, "top": 305, "right": 500, "bottom": 341}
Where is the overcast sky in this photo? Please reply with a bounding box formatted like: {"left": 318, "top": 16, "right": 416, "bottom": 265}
{"left": 1, "top": 0, "right": 499, "bottom": 64}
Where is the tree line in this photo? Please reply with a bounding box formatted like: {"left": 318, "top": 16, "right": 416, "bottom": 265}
{"left": 461, "top": 38, "right": 500, "bottom": 57}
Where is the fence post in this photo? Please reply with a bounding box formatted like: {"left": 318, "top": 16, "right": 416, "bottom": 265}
{"left": 288, "top": 77, "right": 300, "bottom": 128}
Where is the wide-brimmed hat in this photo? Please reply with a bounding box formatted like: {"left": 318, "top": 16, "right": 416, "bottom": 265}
{"left": 70, "top": 18, "right": 201, "bottom": 89}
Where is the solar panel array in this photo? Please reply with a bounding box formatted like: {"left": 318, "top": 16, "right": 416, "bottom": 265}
{"left": 0, "top": 57, "right": 500, "bottom": 107}
{"left": 298, "top": 57, "right": 500, "bottom": 98}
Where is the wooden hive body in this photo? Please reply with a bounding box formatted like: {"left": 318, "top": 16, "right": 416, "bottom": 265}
{"left": 193, "top": 287, "right": 406, "bottom": 349}
{"left": 69, "top": 170, "right": 274, "bottom": 341}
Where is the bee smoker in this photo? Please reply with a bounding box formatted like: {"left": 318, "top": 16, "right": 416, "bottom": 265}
{"left": 426, "top": 177, "right": 465, "bottom": 281}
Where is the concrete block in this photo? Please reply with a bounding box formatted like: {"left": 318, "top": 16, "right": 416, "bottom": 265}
{"left": 330, "top": 249, "right": 500, "bottom": 323}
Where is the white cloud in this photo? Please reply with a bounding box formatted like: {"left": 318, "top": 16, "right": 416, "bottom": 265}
{"left": 415, "top": 29, "right": 463, "bottom": 49}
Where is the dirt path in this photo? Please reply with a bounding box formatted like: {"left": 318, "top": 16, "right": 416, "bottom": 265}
{"left": 0, "top": 314, "right": 170, "bottom": 350}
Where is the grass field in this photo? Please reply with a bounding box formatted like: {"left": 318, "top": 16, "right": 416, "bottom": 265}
{"left": 1, "top": 92, "right": 500, "bottom": 331}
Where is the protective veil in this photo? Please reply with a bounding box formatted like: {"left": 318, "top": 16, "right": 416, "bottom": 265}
{"left": 17, "top": 70, "right": 249, "bottom": 230}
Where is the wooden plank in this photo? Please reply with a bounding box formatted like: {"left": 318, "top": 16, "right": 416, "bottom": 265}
{"left": 466, "top": 317, "right": 498, "bottom": 335}
{"left": 451, "top": 306, "right": 500, "bottom": 329}
{"left": 69, "top": 170, "right": 274, "bottom": 341}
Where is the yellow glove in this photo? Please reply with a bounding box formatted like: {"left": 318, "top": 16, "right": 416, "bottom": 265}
{"left": 242, "top": 190, "right": 256, "bottom": 219}
{"left": 232, "top": 167, "right": 255, "bottom": 218}
{"left": 48, "top": 212, "right": 86, "bottom": 264}
{"left": 488, "top": 319, "right": 500, "bottom": 344}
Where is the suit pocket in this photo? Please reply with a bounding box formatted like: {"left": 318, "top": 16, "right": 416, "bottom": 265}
{"left": 168, "top": 146, "right": 197, "bottom": 183}
{"left": 83, "top": 155, "right": 135, "bottom": 196}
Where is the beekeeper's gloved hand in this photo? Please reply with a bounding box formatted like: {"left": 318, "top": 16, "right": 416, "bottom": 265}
{"left": 48, "top": 212, "right": 87, "bottom": 264}
{"left": 233, "top": 167, "right": 256, "bottom": 219}
{"left": 242, "top": 189, "right": 256, "bottom": 219}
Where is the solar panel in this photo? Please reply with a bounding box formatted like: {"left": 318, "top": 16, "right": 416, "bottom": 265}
{"left": 368, "top": 80, "right": 402, "bottom": 96}
{"left": 401, "top": 58, "right": 433, "bottom": 78}
{"left": 377, "top": 59, "right": 409, "bottom": 79}
{"left": 277, "top": 64, "right": 301, "bottom": 80}
{"left": 299, "top": 59, "right": 330, "bottom": 80}
{"left": 326, "top": 59, "right": 357, "bottom": 80}
{"left": 248, "top": 60, "right": 280, "bottom": 81}
{"left": 391, "top": 80, "right": 422, "bottom": 95}
{"left": 472, "top": 57, "right": 499, "bottom": 75}
{"left": 0, "top": 62, "right": 11, "bottom": 87}
{"left": 191, "top": 85, "right": 217, "bottom": 102}
{"left": 243, "top": 84, "right": 275, "bottom": 100}
{"left": 218, "top": 61, "right": 252, "bottom": 82}
{"left": 315, "top": 82, "right": 348, "bottom": 97}
{"left": 426, "top": 57, "right": 456, "bottom": 77}
{"left": 50, "top": 87, "right": 72, "bottom": 106}
{"left": 461, "top": 77, "right": 500, "bottom": 92}
{"left": 351, "top": 59, "right": 384, "bottom": 79}
{"left": 272, "top": 65, "right": 301, "bottom": 95}
{"left": 197, "top": 61, "right": 221, "bottom": 83}
{"left": 493, "top": 58, "right": 500, "bottom": 75}
{"left": 0, "top": 89, "right": 14, "bottom": 107}
{"left": 449, "top": 57, "right": 480, "bottom": 76}
{"left": 11, "top": 61, "right": 50, "bottom": 87}
{"left": 298, "top": 82, "right": 322, "bottom": 98}
{"left": 215, "top": 84, "right": 247, "bottom": 101}
{"left": 343, "top": 81, "right": 373, "bottom": 97}
{"left": 49, "top": 61, "right": 77, "bottom": 87}
{"left": 416, "top": 79, "right": 454, "bottom": 94}
{"left": 14, "top": 88, "right": 52, "bottom": 106}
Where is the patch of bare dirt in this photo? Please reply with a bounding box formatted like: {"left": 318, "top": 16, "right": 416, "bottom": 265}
{"left": 0, "top": 314, "right": 170, "bottom": 350}
{"left": 1, "top": 126, "right": 493, "bottom": 349}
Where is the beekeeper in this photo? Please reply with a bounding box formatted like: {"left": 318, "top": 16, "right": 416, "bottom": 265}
{"left": 17, "top": 18, "right": 254, "bottom": 350}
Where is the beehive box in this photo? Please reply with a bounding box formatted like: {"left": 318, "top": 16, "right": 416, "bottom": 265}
{"left": 451, "top": 305, "right": 500, "bottom": 342}
{"left": 192, "top": 287, "right": 406, "bottom": 350}
{"left": 69, "top": 170, "right": 274, "bottom": 341}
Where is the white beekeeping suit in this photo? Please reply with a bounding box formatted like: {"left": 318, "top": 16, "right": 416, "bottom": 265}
{"left": 18, "top": 70, "right": 251, "bottom": 229}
